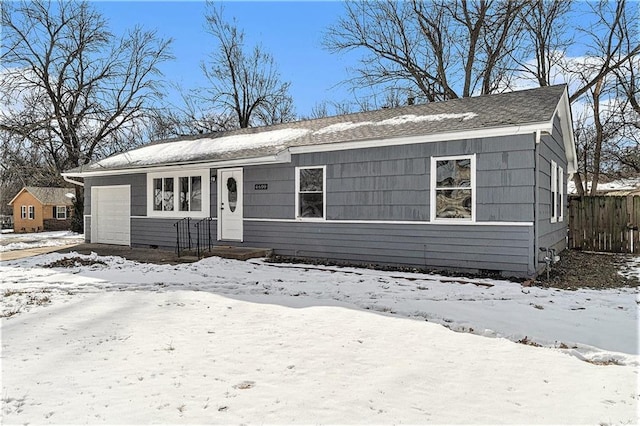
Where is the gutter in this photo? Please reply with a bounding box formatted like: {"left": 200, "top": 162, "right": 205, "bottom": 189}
{"left": 533, "top": 130, "right": 540, "bottom": 276}
{"left": 62, "top": 174, "right": 84, "bottom": 187}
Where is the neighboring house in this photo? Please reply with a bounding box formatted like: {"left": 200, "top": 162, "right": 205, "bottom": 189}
{"left": 8, "top": 187, "right": 74, "bottom": 233}
{"left": 62, "top": 85, "right": 577, "bottom": 277}
{"left": 594, "top": 179, "right": 640, "bottom": 197}
{"left": 568, "top": 178, "right": 640, "bottom": 196}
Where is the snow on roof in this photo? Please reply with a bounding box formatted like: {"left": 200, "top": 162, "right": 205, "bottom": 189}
{"left": 313, "top": 112, "right": 478, "bottom": 135}
{"left": 89, "top": 112, "right": 480, "bottom": 170}
{"left": 90, "top": 128, "right": 311, "bottom": 170}
{"left": 568, "top": 178, "right": 640, "bottom": 195}
{"left": 66, "top": 85, "right": 569, "bottom": 174}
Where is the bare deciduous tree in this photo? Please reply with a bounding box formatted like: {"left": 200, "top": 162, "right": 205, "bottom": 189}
{"left": 325, "top": 0, "right": 639, "bottom": 192}
{"left": 1, "top": 0, "right": 173, "bottom": 230}
{"left": 202, "top": 4, "right": 294, "bottom": 129}
{"left": 324, "top": 0, "right": 527, "bottom": 101}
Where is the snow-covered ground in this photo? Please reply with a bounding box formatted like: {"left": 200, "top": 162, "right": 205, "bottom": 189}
{"left": 0, "top": 230, "right": 83, "bottom": 252}
{"left": 1, "top": 251, "right": 638, "bottom": 423}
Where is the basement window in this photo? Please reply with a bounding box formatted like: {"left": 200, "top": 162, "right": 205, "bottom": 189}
{"left": 430, "top": 155, "right": 476, "bottom": 222}
{"left": 296, "top": 166, "right": 326, "bottom": 219}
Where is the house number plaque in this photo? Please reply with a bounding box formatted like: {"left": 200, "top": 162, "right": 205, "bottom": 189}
{"left": 254, "top": 184, "right": 268, "bottom": 190}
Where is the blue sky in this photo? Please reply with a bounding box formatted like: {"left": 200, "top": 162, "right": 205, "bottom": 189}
{"left": 90, "top": 1, "right": 620, "bottom": 119}
{"left": 93, "top": 1, "right": 355, "bottom": 118}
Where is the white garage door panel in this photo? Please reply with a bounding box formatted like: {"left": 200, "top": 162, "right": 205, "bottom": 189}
{"left": 92, "top": 186, "right": 130, "bottom": 246}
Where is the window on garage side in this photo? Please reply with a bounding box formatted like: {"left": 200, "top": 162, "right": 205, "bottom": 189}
{"left": 179, "top": 176, "right": 202, "bottom": 212}
{"left": 153, "top": 177, "right": 174, "bottom": 211}
{"left": 148, "top": 170, "right": 209, "bottom": 217}
{"left": 431, "top": 155, "right": 475, "bottom": 221}
{"left": 296, "top": 166, "right": 326, "bottom": 219}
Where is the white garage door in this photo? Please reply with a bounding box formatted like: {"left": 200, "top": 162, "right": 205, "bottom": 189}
{"left": 91, "top": 185, "right": 130, "bottom": 246}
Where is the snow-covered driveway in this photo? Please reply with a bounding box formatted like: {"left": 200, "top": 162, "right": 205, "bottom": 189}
{"left": 1, "top": 252, "right": 638, "bottom": 423}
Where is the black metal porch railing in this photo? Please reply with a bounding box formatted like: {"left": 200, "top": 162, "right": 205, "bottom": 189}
{"left": 174, "top": 217, "right": 192, "bottom": 257}
{"left": 195, "top": 217, "right": 215, "bottom": 258}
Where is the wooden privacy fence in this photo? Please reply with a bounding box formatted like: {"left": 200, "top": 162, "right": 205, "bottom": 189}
{"left": 568, "top": 195, "right": 640, "bottom": 254}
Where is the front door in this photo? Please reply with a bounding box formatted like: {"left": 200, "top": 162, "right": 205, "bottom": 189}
{"left": 218, "top": 168, "right": 243, "bottom": 241}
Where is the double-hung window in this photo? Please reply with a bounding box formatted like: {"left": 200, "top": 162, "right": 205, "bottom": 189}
{"left": 431, "top": 155, "right": 475, "bottom": 221}
{"left": 21, "top": 205, "right": 27, "bottom": 219}
{"left": 296, "top": 166, "right": 326, "bottom": 219}
{"left": 56, "top": 206, "right": 67, "bottom": 220}
{"left": 551, "top": 160, "right": 564, "bottom": 223}
{"left": 148, "top": 170, "right": 209, "bottom": 217}
{"left": 178, "top": 176, "right": 202, "bottom": 212}
{"left": 28, "top": 205, "right": 35, "bottom": 220}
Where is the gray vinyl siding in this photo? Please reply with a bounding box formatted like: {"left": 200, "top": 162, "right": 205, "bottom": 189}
{"left": 243, "top": 134, "right": 535, "bottom": 222}
{"left": 131, "top": 217, "right": 192, "bottom": 249}
{"left": 240, "top": 221, "right": 533, "bottom": 277}
{"left": 86, "top": 133, "right": 543, "bottom": 276}
{"left": 537, "top": 115, "right": 568, "bottom": 268}
{"left": 84, "top": 174, "right": 146, "bottom": 216}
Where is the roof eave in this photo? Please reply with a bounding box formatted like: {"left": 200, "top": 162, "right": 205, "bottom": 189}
{"left": 62, "top": 150, "right": 292, "bottom": 178}
{"left": 7, "top": 187, "right": 28, "bottom": 206}
{"left": 553, "top": 86, "right": 578, "bottom": 174}
{"left": 289, "top": 122, "right": 552, "bottom": 155}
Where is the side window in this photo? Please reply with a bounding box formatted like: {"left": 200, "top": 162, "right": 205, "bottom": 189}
{"left": 296, "top": 166, "right": 325, "bottom": 219}
{"left": 558, "top": 166, "right": 564, "bottom": 222}
{"left": 431, "top": 155, "right": 475, "bottom": 221}
{"left": 28, "top": 205, "right": 35, "bottom": 219}
{"left": 21, "top": 205, "right": 27, "bottom": 219}
{"left": 550, "top": 161, "right": 563, "bottom": 223}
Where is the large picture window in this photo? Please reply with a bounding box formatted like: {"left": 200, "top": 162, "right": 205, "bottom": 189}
{"left": 148, "top": 170, "right": 209, "bottom": 217}
{"left": 431, "top": 155, "right": 475, "bottom": 221}
{"left": 296, "top": 166, "right": 326, "bottom": 219}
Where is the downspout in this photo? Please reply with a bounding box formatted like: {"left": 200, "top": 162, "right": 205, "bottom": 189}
{"left": 62, "top": 175, "right": 84, "bottom": 187}
{"left": 533, "top": 130, "right": 541, "bottom": 276}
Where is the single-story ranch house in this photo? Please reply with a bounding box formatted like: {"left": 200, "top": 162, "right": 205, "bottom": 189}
{"left": 63, "top": 85, "right": 577, "bottom": 277}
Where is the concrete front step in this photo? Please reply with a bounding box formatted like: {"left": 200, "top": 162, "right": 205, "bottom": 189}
{"left": 180, "top": 246, "right": 273, "bottom": 261}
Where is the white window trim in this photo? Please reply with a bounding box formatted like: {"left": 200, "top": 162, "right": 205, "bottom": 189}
{"left": 558, "top": 166, "right": 564, "bottom": 222}
{"left": 146, "top": 169, "right": 210, "bottom": 218}
{"left": 56, "top": 206, "right": 67, "bottom": 220}
{"left": 295, "top": 165, "right": 327, "bottom": 221}
{"left": 21, "top": 205, "right": 27, "bottom": 219}
{"left": 551, "top": 160, "right": 558, "bottom": 223}
{"left": 28, "top": 205, "right": 35, "bottom": 220}
{"left": 430, "top": 154, "right": 476, "bottom": 223}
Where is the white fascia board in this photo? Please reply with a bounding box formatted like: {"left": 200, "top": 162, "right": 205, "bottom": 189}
{"left": 288, "top": 123, "right": 551, "bottom": 155}
{"left": 61, "top": 151, "right": 291, "bottom": 178}
{"left": 553, "top": 88, "right": 578, "bottom": 174}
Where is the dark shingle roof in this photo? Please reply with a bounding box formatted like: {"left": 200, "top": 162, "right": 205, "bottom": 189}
{"left": 9, "top": 187, "right": 75, "bottom": 206}
{"left": 66, "top": 85, "right": 568, "bottom": 174}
